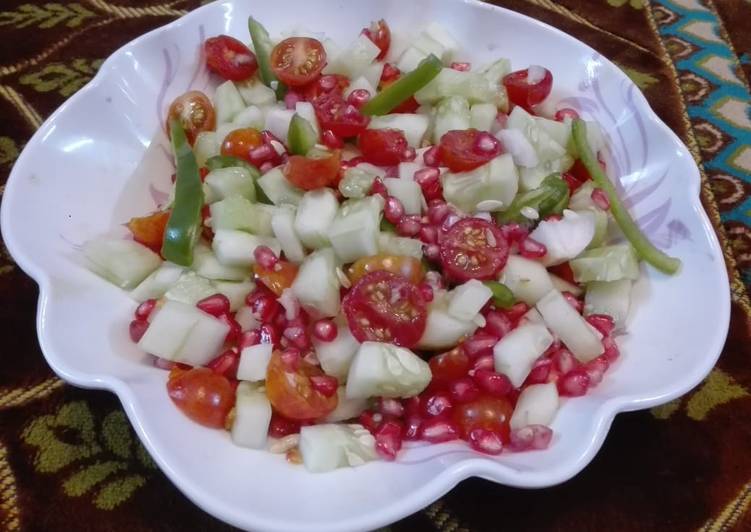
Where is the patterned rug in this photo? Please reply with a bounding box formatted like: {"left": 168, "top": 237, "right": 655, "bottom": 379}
{"left": 1, "top": 0, "right": 750, "bottom": 530}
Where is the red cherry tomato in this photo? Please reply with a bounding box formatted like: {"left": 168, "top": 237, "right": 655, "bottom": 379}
{"left": 254, "top": 261, "right": 299, "bottom": 296}
{"left": 437, "top": 129, "right": 500, "bottom": 173}
{"left": 313, "top": 93, "right": 370, "bottom": 138}
{"left": 452, "top": 396, "right": 514, "bottom": 442}
{"left": 220, "top": 128, "right": 264, "bottom": 162}
{"left": 204, "top": 35, "right": 258, "bottom": 81}
{"left": 270, "top": 37, "right": 327, "bottom": 87}
{"left": 284, "top": 150, "right": 342, "bottom": 190}
{"left": 347, "top": 254, "right": 425, "bottom": 285}
{"left": 502, "top": 67, "right": 553, "bottom": 112}
{"left": 358, "top": 129, "right": 410, "bottom": 166}
{"left": 342, "top": 270, "right": 428, "bottom": 348}
{"left": 167, "top": 91, "right": 216, "bottom": 145}
{"left": 127, "top": 210, "right": 170, "bottom": 253}
{"left": 265, "top": 350, "right": 338, "bottom": 420}
{"left": 167, "top": 367, "right": 235, "bottom": 428}
{"left": 429, "top": 347, "right": 470, "bottom": 383}
{"left": 440, "top": 218, "right": 509, "bottom": 282}
{"left": 303, "top": 74, "right": 350, "bottom": 101}
{"left": 361, "top": 19, "right": 391, "bottom": 61}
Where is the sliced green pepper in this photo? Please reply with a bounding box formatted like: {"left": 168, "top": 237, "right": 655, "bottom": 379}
{"left": 287, "top": 114, "right": 318, "bottom": 156}
{"left": 162, "top": 119, "right": 204, "bottom": 266}
{"left": 572, "top": 119, "right": 681, "bottom": 275}
{"left": 204, "top": 154, "right": 272, "bottom": 204}
{"left": 496, "top": 174, "right": 569, "bottom": 224}
{"left": 361, "top": 54, "right": 443, "bottom": 116}
{"left": 248, "top": 17, "right": 286, "bottom": 99}
{"left": 483, "top": 281, "right": 516, "bottom": 308}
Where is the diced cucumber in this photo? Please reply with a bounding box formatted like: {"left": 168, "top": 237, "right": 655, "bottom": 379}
{"left": 344, "top": 75, "right": 377, "bottom": 98}
{"left": 130, "top": 262, "right": 185, "bottom": 302}
{"left": 209, "top": 195, "right": 274, "bottom": 236}
{"left": 377, "top": 232, "right": 423, "bottom": 259}
{"left": 363, "top": 62, "right": 385, "bottom": 92}
{"left": 397, "top": 46, "right": 428, "bottom": 72}
{"left": 235, "top": 78, "right": 277, "bottom": 107}
{"left": 299, "top": 424, "right": 377, "bottom": 473}
{"left": 413, "top": 33, "right": 445, "bottom": 61}
{"left": 470, "top": 103, "right": 498, "bottom": 132}
{"left": 433, "top": 96, "right": 471, "bottom": 143}
{"left": 529, "top": 209, "right": 596, "bottom": 266}
{"left": 235, "top": 305, "right": 260, "bottom": 332}
{"left": 323, "top": 34, "right": 380, "bottom": 78}
{"left": 84, "top": 238, "right": 161, "bottom": 289}
{"left": 507, "top": 106, "right": 567, "bottom": 164}
{"left": 499, "top": 255, "right": 555, "bottom": 305}
{"left": 447, "top": 280, "right": 493, "bottom": 321}
{"left": 510, "top": 383, "right": 559, "bottom": 430}
{"left": 212, "top": 230, "right": 281, "bottom": 268}
{"left": 416, "top": 69, "right": 497, "bottom": 106}
{"left": 264, "top": 107, "right": 295, "bottom": 144}
{"left": 422, "top": 22, "right": 460, "bottom": 61}
{"left": 417, "top": 293, "right": 478, "bottom": 350}
{"left": 398, "top": 162, "right": 422, "bottom": 180}
{"left": 214, "top": 80, "right": 246, "bottom": 124}
{"left": 287, "top": 114, "right": 318, "bottom": 156}
{"left": 383, "top": 178, "right": 423, "bottom": 215}
{"left": 535, "top": 116, "right": 572, "bottom": 149}
{"left": 164, "top": 271, "right": 217, "bottom": 305}
{"left": 584, "top": 279, "right": 632, "bottom": 330}
{"left": 214, "top": 123, "right": 238, "bottom": 149}
{"left": 367, "top": 113, "right": 430, "bottom": 148}
{"left": 338, "top": 167, "right": 377, "bottom": 199}
{"left": 312, "top": 316, "right": 360, "bottom": 379}
{"left": 258, "top": 168, "right": 304, "bottom": 206}
{"left": 328, "top": 206, "right": 380, "bottom": 263}
{"left": 570, "top": 244, "right": 640, "bottom": 283}
{"left": 232, "top": 105, "right": 265, "bottom": 130}
{"left": 345, "top": 341, "right": 431, "bottom": 399}
{"left": 519, "top": 156, "right": 573, "bottom": 191}
{"left": 231, "top": 382, "right": 272, "bottom": 449}
{"left": 493, "top": 322, "right": 554, "bottom": 387}
{"left": 442, "top": 153, "right": 518, "bottom": 213}
{"left": 294, "top": 189, "right": 339, "bottom": 249}
{"left": 355, "top": 162, "right": 387, "bottom": 178}
{"left": 270, "top": 206, "right": 305, "bottom": 263}
{"left": 294, "top": 101, "right": 321, "bottom": 138}
{"left": 237, "top": 343, "right": 273, "bottom": 382}
{"left": 192, "top": 243, "right": 249, "bottom": 281}
{"left": 204, "top": 167, "right": 256, "bottom": 203}
{"left": 324, "top": 388, "right": 369, "bottom": 422}
{"left": 549, "top": 273, "right": 583, "bottom": 297}
{"left": 568, "top": 181, "right": 597, "bottom": 210}
{"left": 536, "top": 289, "right": 604, "bottom": 362}
{"left": 193, "top": 131, "right": 220, "bottom": 167}
{"left": 496, "top": 128, "right": 539, "bottom": 168}
{"left": 213, "top": 279, "right": 255, "bottom": 311}
{"left": 291, "top": 248, "right": 340, "bottom": 317}
{"left": 480, "top": 58, "right": 511, "bottom": 85}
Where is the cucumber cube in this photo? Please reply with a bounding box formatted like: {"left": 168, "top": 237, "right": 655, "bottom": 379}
{"left": 510, "top": 383, "right": 559, "bottom": 430}
{"left": 499, "top": 255, "right": 555, "bottom": 305}
{"left": 130, "top": 262, "right": 185, "bottom": 302}
{"left": 84, "top": 238, "right": 161, "bottom": 289}
{"left": 213, "top": 279, "right": 255, "bottom": 311}
{"left": 232, "top": 105, "right": 265, "bottom": 130}
{"left": 209, "top": 195, "right": 274, "bottom": 236}
{"left": 231, "top": 382, "right": 272, "bottom": 449}
{"left": 212, "top": 230, "right": 281, "bottom": 268}
{"left": 164, "top": 271, "right": 217, "bottom": 305}
{"left": 442, "top": 154, "right": 518, "bottom": 213}
{"left": 193, "top": 243, "right": 249, "bottom": 281}
{"left": 193, "top": 131, "right": 220, "bottom": 167}
{"left": 345, "top": 341, "right": 431, "bottom": 399}
{"left": 258, "top": 168, "right": 304, "bottom": 206}
{"left": 377, "top": 232, "right": 423, "bottom": 259}
{"left": 433, "top": 95, "right": 471, "bottom": 143}
{"left": 323, "top": 34, "right": 381, "bottom": 78}
{"left": 312, "top": 317, "right": 360, "bottom": 379}
{"left": 264, "top": 107, "right": 295, "bottom": 144}
{"left": 447, "top": 280, "right": 493, "bottom": 321}
{"left": 214, "top": 80, "right": 245, "bottom": 124}
{"left": 294, "top": 189, "right": 339, "bottom": 249}
{"left": 584, "top": 279, "right": 632, "bottom": 330}
{"left": 204, "top": 167, "right": 256, "bottom": 203}
{"left": 271, "top": 207, "right": 305, "bottom": 263}
{"left": 235, "top": 78, "right": 277, "bottom": 106}
{"left": 493, "top": 322, "right": 554, "bottom": 387}
{"left": 237, "top": 343, "right": 273, "bottom": 382}
{"left": 383, "top": 178, "right": 423, "bottom": 215}
{"left": 328, "top": 209, "right": 379, "bottom": 263}
{"left": 291, "top": 248, "right": 340, "bottom": 317}
{"left": 299, "top": 424, "right": 377, "bottom": 473}
{"left": 368, "top": 114, "right": 430, "bottom": 147}
{"left": 536, "top": 289, "right": 604, "bottom": 362}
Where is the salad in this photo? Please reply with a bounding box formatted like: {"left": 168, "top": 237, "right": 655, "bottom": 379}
{"left": 83, "top": 16, "right": 680, "bottom": 473}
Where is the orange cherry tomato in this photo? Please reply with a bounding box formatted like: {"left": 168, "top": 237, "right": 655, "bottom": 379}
{"left": 265, "top": 351, "right": 338, "bottom": 420}
{"left": 220, "top": 128, "right": 264, "bottom": 162}
{"left": 166, "top": 367, "right": 235, "bottom": 428}
{"left": 127, "top": 210, "right": 170, "bottom": 253}
{"left": 452, "top": 396, "right": 514, "bottom": 442}
{"left": 167, "top": 91, "right": 216, "bottom": 145}
{"left": 283, "top": 149, "right": 341, "bottom": 190}
{"left": 347, "top": 254, "right": 424, "bottom": 285}
{"left": 270, "top": 37, "right": 327, "bottom": 87}
{"left": 429, "top": 347, "right": 470, "bottom": 383}
{"left": 253, "top": 261, "right": 299, "bottom": 296}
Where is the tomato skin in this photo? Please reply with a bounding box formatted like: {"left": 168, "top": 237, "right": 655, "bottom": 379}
{"left": 342, "top": 270, "right": 428, "bottom": 348}
{"left": 220, "top": 128, "right": 264, "bottom": 162}
{"left": 429, "top": 347, "right": 470, "bottom": 383}
{"left": 284, "top": 150, "right": 341, "bottom": 190}
{"left": 358, "top": 129, "right": 410, "bottom": 166}
{"left": 265, "top": 350, "right": 338, "bottom": 420}
{"left": 502, "top": 67, "right": 553, "bottom": 112}
{"left": 303, "top": 74, "right": 350, "bottom": 102}
{"left": 440, "top": 218, "right": 509, "bottom": 282}
{"left": 270, "top": 37, "right": 327, "bottom": 87}
{"left": 167, "top": 367, "right": 235, "bottom": 428}
{"left": 127, "top": 211, "right": 170, "bottom": 253}
{"left": 452, "top": 396, "right": 514, "bottom": 442}
{"left": 204, "top": 35, "right": 258, "bottom": 81}
{"left": 254, "top": 261, "right": 299, "bottom": 296}
{"left": 167, "top": 91, "right": 216, "bottom": 145}
{"left": 437, "top": 129, "right": 500, "bottom": 173}
{"left": 347, "top": 254, "right": 424, "bottom": 285}
{"left": 361, "top": 19, "right": 391, "bottom": 61}
{"left": 313, "top": 93, "right": 370, "bottom": 138}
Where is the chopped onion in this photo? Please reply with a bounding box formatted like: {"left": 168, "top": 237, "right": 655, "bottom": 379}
{"left": 495, "top": 129, "right": 539, "bottom": 168}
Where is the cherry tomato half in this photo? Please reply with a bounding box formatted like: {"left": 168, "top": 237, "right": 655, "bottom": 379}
{"left": 437, "top": 129, "right": 500, "bottom": 173}
{"left": 204, "top": 35, "right": 258, "bottom": 81}
{"left": 270, "top": 37, "right": 327, "bottom": 87}
{"left": 167, "top": 367, "right": 235, "bottom": 428}
{"left": 167, "top": 91, "right": 216, "bottom": 145}
{"left": 303, "top": 74, "right": 350, "bottom": 102}
{"left": 342, "top": 270, "right": 428, "bottom": 348}
{"left": 440, "top": 218, "right": 509, "bottom": 282}
{"left": 361, "top": 19, "right": 391, "bottom": 61}
{"left": 313, "top": 93, "right": 370, "bottom": 138}
{"left": 127, "top": 210, "right": 170, "bottom": 253}
{"left": 358, "top": 129, "right": 410, "bottom": 166}
{"left": 347, "top": 254, "right": 424, "bottom": 285}
{"left": 265, "top": 350, "right": 338, "bottom": 420}
{"left": 220, "top": 128, "right": 264, "bottom": 162}
{"left": 453, "top": 396, "right": 514, "bottom": 442}
{"left": 429, "top": 347, "right": 470, "bottom": 383}
{"left": 284, "top": 149, "right": 341, "bottom": 190}
{"left": 502, "top": 67, "right": 553, "bottom": 112}
{"left": 254, "top": 261, "right": 299, "bottom": 296}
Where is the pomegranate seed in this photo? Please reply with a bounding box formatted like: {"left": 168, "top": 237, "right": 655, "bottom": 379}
{"left": 591, "top": 188, "right": 611, "bottom": 210}
{"left": 414, "top": 166, "right": 440, "bottom": 191}
{"left": 482, "top": 310, "right": 513, "bottom": 338}
{"left": 468, "top": 428, "right": 504, "bottom": 455}
{"left": 322, "top": 129, "right": 343, "bottom": 149}
{"left": 473, "top": 369, "right": 512, "bottom": 397}
{"left": 503, "top": 302, "right": 530, "bottom": 323}
{"left": 423, "top": 244, "right": 441, "bottom": 262}
{"left": 558, "top": 368, "right": 590, "bottom": 396}
{"left": 343, "top": 104, "right": 361, "bottom": 120}
{"left": 129, "top": 319, "right": 149, "bottom": 342}
{"left": 370, "top": 178, "right": 387, "bottom": 198}
{"left": 283, "top": 325, "right": 310, "bottom": 350}
{"left": 246, "top": 290, "right": 281, "bottom": 322}
{"left": 422, "top": 146, "right": 440, "bottom": 167}
{"left": 509, "top": 425, "right": 553, "bottom": 451}
{"left": 562, "top": 292, "right": 584, "bottom": 313}
{"left": 318, "top": 75, "right": 338, "bottom": 91}
{"left": 472, "top": 131, "right": 501, "bottom": 156}
{"left": 280, "top": 348, "right": 301, "bottom": 371}
{"left": 419, "top": 418, "right": 460, "bottom": 443}
{"left": 259, "top": 323, "right": 280, "bottom": 345}
{"left": 196, "top": 294, "right": 231, "bottom": 317}
{"left": 377, "top": 398, "right": 405, "bottom": 418}
{"left": 526, "top": 357, "right": 552, "bottom": 384}
{"left": 463, "top": 332, "right": 499, "bottom": 359}
{"left": 417, "top": 282, "right": 434, "bottom": 302}
{"left": 374, "top": 420, "right": 403, "bottom": 460}
{"left": 269, "top": 414, "right": 301, "bottom": 437}
{"left": 219, "top": 314, "right": 241, "bottom": 343}
{"left": 312, "top": 319, "right": 337, "bottom": 342}
{"left": 470, "top": 355, "right": 495, "bottom": 374}
{"left": 254, "top": 245, "right": 278, "bottom": 269}
{"left": 500, "top": 223, "right": 528, "bottom": 243}
{"left": 419, "top": 224, "right": 438, "bottom": 244}
{"left": 207, "top": 348, "right": 239, "bottom": 378}
{"left": 134, "top": 299, "right": 157, "bottom": 320}
{"left": 259, "top": 161, "right": 275, "bottom": 174}
{"left": 284, "top": 90, "right": 302, "bottom": 109}
{"left": 421, "top": 392, "right": 453, "bottom": 418}
{"left": 347, "top": 88, "right": 371, "bottom": 109}
{"left": 309, "top": 374, "right": 338, "bottom": 397}
{"left": 248, "top": 144, "right": 275, "bottom": 165}
{"left": 450, "top": 62, "right": 471, "bottom": 71}
{"left": 562, "top": 172, "right": 584, "bottom": 193}
{"left": 427, "top": 200, "right": 450, "bottom": 225}
{"left": 380, "top": 63, "right": 400, "bottom": 82}
{"left": 583, "top": 355, "right": 609, "bottom": 387}
{"left": 449, "top": 377, "right": 481, "bottom": 403}
{"left": 586, "top": 314, "right": 615, "bottom": 336}
{"left": 402, "top": 147, "right": 416, "bottom": 161}
{"left": 239, "top": 329, "right": 261, "bottom": 349}
{"left": 384, "top": 196, "right": 405, "bottom": 224}
{"left": 554, "top": 108, "right": 580, "bottom": 122}
{"left": 552, "top": 348, "right": 577, "bottom": 374}
{"left": 359, "top": 410, "right": 382, "bottom": 433}
{"left": 602, "top": 336, "right": 620, "bottom": 363}
{"left": 396, "top": 216, "right": 421, "bottom": 237}
{"left": 403, "top": 396, "right": 421, "bottom": 417}
{"left": 519, "top": 237, "right": 547, "bottom": 259}
{"left": 495, "top": 112, "right": 509, "bottom": 130}
{"left": 403, "top": 415, "right": 422, "bottom": 440}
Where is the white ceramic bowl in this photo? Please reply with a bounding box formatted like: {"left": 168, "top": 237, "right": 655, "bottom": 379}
{"left": 0, "top": 0, "right": 730, "bottom": 530}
